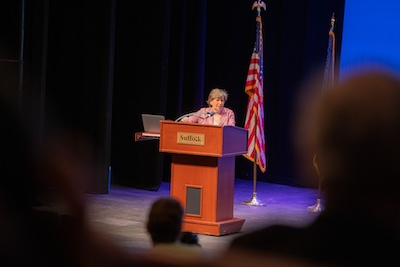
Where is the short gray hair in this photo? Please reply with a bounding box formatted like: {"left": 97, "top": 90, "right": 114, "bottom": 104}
{"left": 207, "top": 88, "right": 228, "bottom": 106}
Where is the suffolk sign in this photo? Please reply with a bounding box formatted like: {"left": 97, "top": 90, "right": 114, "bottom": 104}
{"left": 177, "top": 132, "right": 205, "bottom": 146}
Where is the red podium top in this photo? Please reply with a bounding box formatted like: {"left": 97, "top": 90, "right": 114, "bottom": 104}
{"left": 159, "top": 120, "right": 248, "bottom": 157}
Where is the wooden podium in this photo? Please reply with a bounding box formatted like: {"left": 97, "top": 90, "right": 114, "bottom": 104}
{"left": 159, "top": 120, "right": 247, "bottom": 236}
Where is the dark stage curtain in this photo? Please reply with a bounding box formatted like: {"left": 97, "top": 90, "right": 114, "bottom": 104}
{"left": 7, "top": 0, "right": 344, "bottom": 192}
{"left": 112, "top": 0, "right": 344, "bottom": 188}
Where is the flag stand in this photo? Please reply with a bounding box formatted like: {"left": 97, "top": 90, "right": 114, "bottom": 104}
{"left": 307, "top": 178, "right": 324, "bottom": 212}
{"left": 242, "top": 0, "right": 266, "bottom": 207}
{"left": 243, "top": 160, "right": 265, "bottom": 206}
{"left": 243, "top": 102, "right": 265, "bottom": 206}
{"left": 308, "top": 14, "right": 335, "bottom": 213}
{"left": 308, "top": 155, "right": 324, "bottom": 212}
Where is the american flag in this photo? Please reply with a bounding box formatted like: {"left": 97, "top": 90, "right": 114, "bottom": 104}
{"left": 323, "top": 13, "right": 336, "bottom": 89}
{"left": 243, "top": 15, "right": 266, "bottom": 173}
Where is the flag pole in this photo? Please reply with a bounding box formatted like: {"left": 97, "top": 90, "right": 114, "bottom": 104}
{"left": 243, "top": 0, "right": 266, "bottom": 207}
{"left": 307, "top": 155, "right": 324, "bottom": 212}
{"left": 243, "top": 110, "right": 264, "bottom": 206}
{"left": 243, "top": 131, "right": 265, "bottom": 206}
{"left": 308, "top": 13, "right": 335, "bottom": 213}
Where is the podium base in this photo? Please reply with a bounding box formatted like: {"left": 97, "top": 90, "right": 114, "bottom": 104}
{"left": 182, "top": 217, "right": 245, "bottom": 236}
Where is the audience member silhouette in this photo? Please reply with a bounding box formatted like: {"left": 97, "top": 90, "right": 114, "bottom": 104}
{"left": 146, "top": 197, "right": 205, "bottom": 261}
{"left": 223, "top": 68, "right": 400, "bottom": 266}
{"left": 0, "top": 95, "right": 182, "bottom": 267}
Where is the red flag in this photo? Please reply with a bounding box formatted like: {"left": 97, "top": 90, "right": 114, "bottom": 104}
{"left": 243, "top": 15, "right": 266, "bottom": 173}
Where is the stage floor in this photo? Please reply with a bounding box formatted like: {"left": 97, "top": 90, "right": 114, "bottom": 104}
{"left": 85, "top": 178, "right": 320, "bottom": 259}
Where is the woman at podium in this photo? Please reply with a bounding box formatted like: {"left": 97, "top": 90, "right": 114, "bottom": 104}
{"left": 181, "top": 88, "right": 236, "bottom": 126}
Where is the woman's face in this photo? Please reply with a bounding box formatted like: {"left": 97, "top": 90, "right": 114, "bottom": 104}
{"left": 209, "top": 97, "right": 225, "bottom": 113}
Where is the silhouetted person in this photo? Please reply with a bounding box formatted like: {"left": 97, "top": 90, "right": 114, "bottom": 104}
{"left": 224, "top": 67, "right": 400, "bottom": 266}
{"left": 146, "top": 197, "right": 205, "bottom": 261}
{"left": 0, "top": 95, "right": 175, "bottom": 267}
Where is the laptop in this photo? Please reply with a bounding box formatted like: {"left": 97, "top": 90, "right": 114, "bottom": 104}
{"left": 141, "top": 114, "right": 165, "bottom": 137}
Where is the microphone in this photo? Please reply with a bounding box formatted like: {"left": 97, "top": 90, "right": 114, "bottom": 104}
{"left": 175, "top": 111, "right": 216, "bottom": 122}
{"left": 205, "top": 111, "right": 216, "bottom": 118}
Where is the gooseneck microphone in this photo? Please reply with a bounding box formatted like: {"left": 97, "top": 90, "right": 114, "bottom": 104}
{"left": 205, "top": 111, "right": 217, "bottom": 118}
{"left": 175, "top": 111, "right": 216, "bottom": 122}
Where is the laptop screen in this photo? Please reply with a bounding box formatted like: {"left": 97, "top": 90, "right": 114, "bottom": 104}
{"left": 141, "top": 114, "right": 165, "bottom": 136}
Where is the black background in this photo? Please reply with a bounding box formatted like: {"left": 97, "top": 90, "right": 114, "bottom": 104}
{"left": 0, "top": 0, "right": 344, "bottom": 193}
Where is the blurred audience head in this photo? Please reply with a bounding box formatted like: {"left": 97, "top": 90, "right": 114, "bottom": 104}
{"left": 146, "top": 197, "right": 184, "bottom": 244}
{"left": 295, "top": 67, "right": 400, "bottom": 213}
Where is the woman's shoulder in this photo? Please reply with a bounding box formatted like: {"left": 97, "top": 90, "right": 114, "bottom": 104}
{"left": 223, "top": 107, "right": 235, "bottom": 114}
{"left": 201, "top": 107, "right": 213, "bottom": 112}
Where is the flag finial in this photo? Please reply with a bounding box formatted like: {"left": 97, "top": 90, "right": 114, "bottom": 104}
{"left": 252, "top": 1, "right": 266, "bottom": 16}
{"left": 330, "top": 12, "right": 335, "bottom": 32}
